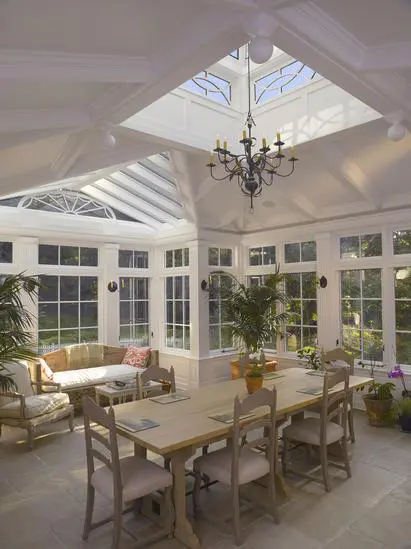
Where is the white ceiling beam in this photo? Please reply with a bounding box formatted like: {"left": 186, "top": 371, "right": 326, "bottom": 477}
{"left": 0, "top": 50, "right": 152, "bottom": 83}
{"left": 359, "top": 43, "right": 411, "bottom": 72}
{"left": 109, "top": 171, "right": 183, "bottom": 218}
{"left": 82, "top": 184, "right": 161, "bottom": 230}
{"left": 169, "top": 151, "right": 200, "bottom": 225}
{"left": 50, "top": 131, "right": 91, "bottom": 180}
{"left": 92, "top": 179, "right": 177, "bottom": 225}
{"left": 0, "top": 108, "right": 90, "bottom": 133}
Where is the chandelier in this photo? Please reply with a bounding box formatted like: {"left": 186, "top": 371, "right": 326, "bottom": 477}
{"left": 206, "top": 45, "right": 298, "bottom": 212}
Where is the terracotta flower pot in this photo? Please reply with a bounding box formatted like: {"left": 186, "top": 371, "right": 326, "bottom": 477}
{"left": 362, "top": 395, "right": 393, "bottom": 427}
{"left": 245, "top": 375, "right": 263, "bottom": 395}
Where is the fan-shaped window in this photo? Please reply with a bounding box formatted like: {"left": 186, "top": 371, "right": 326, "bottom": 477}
{"left": 18, "top": 191, "right": 115, "bottom": 220}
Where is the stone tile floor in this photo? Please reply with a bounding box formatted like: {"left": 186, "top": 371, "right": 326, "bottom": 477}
{"left": 1, "top": 411, "right": 411, "bottom": 549}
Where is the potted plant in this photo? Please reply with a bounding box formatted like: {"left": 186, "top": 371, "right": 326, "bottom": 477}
{"left": 208, "top": 265, "right": 290, "bottom": 381}
{"left": 0, "top": 273, "right": 40, "bottom": 391}
{"left": 397, "top": 397, "right": 411, "bottom": 432}
{"left": 244, "top": 360, "right": 264, "bottom": 394}
{"left": 297, "top": 345, "right": 322, "bottom": 370}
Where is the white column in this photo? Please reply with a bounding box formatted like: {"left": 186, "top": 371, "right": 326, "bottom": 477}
{"left": 13, "top": 236, "right": 39, "bottom": 344}
{"left": 316, "top": 232, "right": 340, "bottom": 351}
{"left": 149, "top": 246, "right": 162, "bottom": 352}
{"left": 189, "top": 240, "right": 210, "bottom": 359}
{"left": 100, "top": 243, "right": 120, "bottom": 346}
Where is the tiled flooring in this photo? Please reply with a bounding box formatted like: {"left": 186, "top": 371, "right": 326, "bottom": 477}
{"left": 1, "top": 411, "right": 411, "bottom": 549}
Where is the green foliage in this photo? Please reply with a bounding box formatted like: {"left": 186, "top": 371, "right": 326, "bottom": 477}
{"left": 397, "top": 397, "right": 411, "bottom": 417}
{"left": 367, "top": 380, "right": 395, "bottom": 400}
{"left": 208, "top": 266, "right": 290, "bottom": 354}
{"left": 297, "top": 345, "right": 322, "bottom": 370}
{"left": 246, "top": 361, "right": 264, "bottom": 378}
{"left": 0, "top": 273, "right": 40, "bottom": 392}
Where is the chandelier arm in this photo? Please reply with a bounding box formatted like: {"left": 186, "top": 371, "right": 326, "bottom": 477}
{"left": 275, "top": 162, "right": 296, "bottom": 178}
{"left": 264, "top": 155, "right": 282, "bottom": 170}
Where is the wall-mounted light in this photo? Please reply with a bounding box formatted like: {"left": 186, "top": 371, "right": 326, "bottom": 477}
{"left": 107, "top": 280, "right": 118, "bottom": 293}
{"left": 319, "top": 276, "right": 328, "bottom": 288}
{"left": 200, "top": 280, "right": 208, "bottom": 291}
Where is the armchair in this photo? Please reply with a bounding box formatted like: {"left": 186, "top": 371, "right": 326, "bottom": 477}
{"left": 0, "top": 361, "right": 74, "bottom": 449}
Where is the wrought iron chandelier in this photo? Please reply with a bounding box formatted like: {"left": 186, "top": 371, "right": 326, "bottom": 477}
{"left": 206, "top": 45, "right": 298, "bottom": 212}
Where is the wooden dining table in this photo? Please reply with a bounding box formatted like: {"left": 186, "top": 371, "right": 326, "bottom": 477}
{"left": 113, "top": 367, "right": 372, "bottom": 549}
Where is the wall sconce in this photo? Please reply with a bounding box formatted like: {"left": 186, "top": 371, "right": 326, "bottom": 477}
{"left": 319, "top": 276, "right": 328, "bottom": 288}
{"left": 200, "top": 280, "right": 208, "bottom": 291}
{"left": 107, "top": 280, "right": 118, "bottom": 293}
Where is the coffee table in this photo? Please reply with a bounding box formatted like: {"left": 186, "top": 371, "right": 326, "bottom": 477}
{"left": 95, "top": 380, "right": 163, "bottom": 406}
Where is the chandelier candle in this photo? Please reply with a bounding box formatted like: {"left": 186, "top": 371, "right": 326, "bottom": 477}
{"left": 206, "top": 45, "right": 298, "bottom": 212}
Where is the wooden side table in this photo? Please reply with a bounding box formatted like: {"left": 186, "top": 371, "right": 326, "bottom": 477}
{"left": 95, "top": 380, "right": 163, "bottom": 406}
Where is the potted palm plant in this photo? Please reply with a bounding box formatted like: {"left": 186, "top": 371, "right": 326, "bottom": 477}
{"left": 208, "top": 265, "right": 290, "bottom": 386}
{"left": 0, "top": 273, "right": 40, "bottom": 391}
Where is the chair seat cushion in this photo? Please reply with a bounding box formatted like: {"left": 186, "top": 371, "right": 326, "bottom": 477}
{"left": 283, "top": 417, "right": 344, "bottom": 446}
{"left": 193, "top": 446, "right": 270, "bottom": 486}
{"left": 91, "top": 455, "right": 173, "bottom": 503}
{"left": 44, "top": 364, "right": 144, "bottom": 391}
{"left": 0, "top": 391, "right": 70, "bottom": 419}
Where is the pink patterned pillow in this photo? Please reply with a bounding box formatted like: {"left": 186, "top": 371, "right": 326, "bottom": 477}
{"left": 121, "top": 346, "right": 151, "bottom": 368}
{"left": 37, "top": 358, "right": 54, "bottom": 381}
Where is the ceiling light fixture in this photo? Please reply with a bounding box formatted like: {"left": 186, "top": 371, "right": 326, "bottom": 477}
{"left": 387, "top": 122, "right": 406, "bottom": 142}
{"left": 206, "top": 45, "right": 298, "bottom": 212}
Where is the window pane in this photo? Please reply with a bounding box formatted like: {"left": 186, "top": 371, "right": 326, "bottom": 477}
{"left": 209, "top": 326, "right": 220, "bottom": 350}
{"left": 80, "top": 303, "right": 98, "bottom": 327}
{"left": 119, "top": 277, "right": 132, "bottom": 300}
{"left": 60, "top": 276, "right": 79, "bottom": 301}
{"left": 38, "top": 303, "right": 58, "bottom": 330}
{"left": 183, "top": 248, "right": 189, "bottom": 266}
{"left": 174, "top": 276, "right": 183, "bottom": 299}
{"left": 166, "top": 325, "right": 174, "bottom": 347}
{"left": 395, "top": 267, "right": 411, "bottom": 298}
{"left": 340, "top": 236, "right": 359, "bottom": 259}
{"left": 285, "top": 273, "right": 300, "bottom": 298}
{"left": 220, "top": 248, "right": 232, "bottom": 267}
{"left": 80, "top": 328, "right": 98, "bottom": 343}
{"left": 166, "top": 277, "right": 173, "bottom": 299}
{"left": 286, "top": 326, "right": 301, "bottom": 351}
{"left": 221, "top": 325, "right": 233, "bottom": 349}
{"left": 249, "top": 247, "right": 262, "bottom": 266}
{"left": 174, "top": 249, "right": 183, "bottom": 267}
{"left": 184, "top": 300, "right": 190, "bottom": 324}
{"left": 363, "top": 331, "right": 383, "bottom": 361}
{"left": 287, "top": 300, "right": 301, "bottom": 323}
{"left": 60, "top": 329, "right": 79, "bottom": 345}
{"left": 0, "top": 242, "right": 12, "bottom": 263}
{"left": 394, "top": 230, "right": 411, "bottom": 255}
{"left": 120, "top": 325, "right": 132, "bottom": 343}
{"left": 302, "top": 272, "right": 316, "bottom": 298}
{"left": 60, "top": 303, "right": 79, "bottom": 328}
{"left": 165, "top": 250, "right": 173, "bottom": 268}
{"left": 342, "top": 327, "right": 361, "bottom": 359}
{"left": 60, "top": 246, "right": 79, "bottom": 266}
{"left": 208, "top": 247, "right": 218, "bottom": 266}
{"left": 363, "top": 300, "right": 382, "bottom": 330}
{"left": 135, "top": 278, "right": 148, "bottom": 300}
{"left": 361, "top": 234, "right": 382, "bottom": 257}
{"left": 341, "top": 270, "right": 360, "bottom": 298}
{"left": 396, "top": 301, "right": 411, "bottom": 331}
{"left": 209, "top": 300, "right": 220, "bottom": 324}
{"left": 184, "top": 276, "right": 190, "bottom": 299}
{"left": 80, "top": 247, "right": 98, "bottom": 266}
{"left": 39, "top": 244, "right": 58, "bottom": 265}
{"left": 120, "top": 302, "right": 131, "bottom": 325}
{"left": 301, "top": 241, "right": 316, "bottom": 262}
{"left": 263, "top": 246, "right": 276, "bottom": 265}
{"left": 134, "top": 251, "right": 148, "bottom": 268}
{"left": 396, "top": 332, "right": 411, "bottom": 364}
{"left": 135, "top": 302, "right": 148, "bottom": 323}
{"left": 183, "top": 326, "right": 190, "bottom": 350}
{"left": 166, "top": 301, "right": 173, "bottom": 323}
{"left": 285, "top": 243, "right": 300, "bottom": 263}
{"left": 119, "top": 250, "right": 133, "bottom": 268}
{"left": 80, "top": 277, "right": 98, "bottom": 301}
{"left": 341, "top": 299, "right": 361, "bottom": 327}
{"left": 362, "top": 269, "right": 381, "bottom": 298}
{"left": 38, "top": 275, "right": 58, "bottom": 302}
{"left": 175, "top": 301, "right": 183, "bottom": 324}
{"left": 175, "top": 326, "right": 184, "bottom": 348}
{"left": 302, "top": 300, "right": 317, "bottom": 326}
{"left": 135, "top": 325, "right": 149, "bottom": 346}
{"left": 38, "top": 331, "right": 59, "bottom": 352}
{"left": 303, "top": 327, "right": 317, "bottom": 347}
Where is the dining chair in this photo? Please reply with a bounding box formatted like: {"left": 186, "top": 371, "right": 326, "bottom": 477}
{"left": 282, "top": 367, "right": 351, "bottom": 492}
{"left": 136, "top": 364, "right": 176, "bottom": 400}
{"left": 323, "top": 348, "right": 355, "bottom": 442}
{"left": 192, "top": 387, "right": 279, "bottom": 546}
{"left": 82, "top": 397, "right": 174, "bottom": 549}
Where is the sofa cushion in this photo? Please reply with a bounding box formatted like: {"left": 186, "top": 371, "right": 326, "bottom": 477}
{"left": 49, "top": 363, "right": 143, "bottom": 391}
{"left": 65, "top": 343, "right": 105, "bottom": 370}
{"left": 38, "top": 358, "right": 54, "bottom": 381}
{"left": 122, "top": 345, "right": 151, "bottom": 368}
{"left": 0, "top": 391, "right": 70, "bottom": 419}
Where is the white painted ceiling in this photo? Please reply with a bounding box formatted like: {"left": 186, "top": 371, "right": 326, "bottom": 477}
{"left": 0, "top": 0, "right": 410, "bottom": 234}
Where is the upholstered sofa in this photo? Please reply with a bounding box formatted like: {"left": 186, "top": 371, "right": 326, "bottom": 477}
{"left": 35, "top": 344, "right": 159, "bottom": 409}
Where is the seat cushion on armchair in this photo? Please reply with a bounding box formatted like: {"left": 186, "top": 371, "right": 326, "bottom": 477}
{"left": 0, "top": 391, "right": 70, "bottom": 419}
{"left": 48, "top": 363, "right": 143, "bottom": 391}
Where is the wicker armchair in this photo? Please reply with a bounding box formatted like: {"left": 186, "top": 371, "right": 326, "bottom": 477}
{"left": 0, "top": 361, "right": 74, "bottom": 449}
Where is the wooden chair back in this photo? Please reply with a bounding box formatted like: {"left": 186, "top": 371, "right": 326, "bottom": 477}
{"left": 231, "top": 387, "right": 277, "bottom": 485}
{"left": 82, "top": 397, "right": 122, "bottom": 500}
{"left": 136, "top": 365, "right": 176, "bottom": 400}
{"left": 324, "top": 348, "right": 354, "bottom": 375}
{"left": 320, "top": 368, "right": 349, "bottom": 443}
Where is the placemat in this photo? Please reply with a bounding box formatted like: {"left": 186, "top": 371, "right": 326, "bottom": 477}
{"left": 116, "top": 418, "right": 159, "bottom": 432}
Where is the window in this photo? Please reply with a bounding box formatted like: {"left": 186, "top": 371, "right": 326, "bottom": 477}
{"left": 118, "top": 250, "right": 148, "bottom": 268}
{"left": 248, "top": 275, "right": 277, "bottom": 350}
{"left": 395, "top": 267, "right": 411, "bottom": 364}
{"left": 249, "top": 246, "right": 276, "bottom": 266}
{"left": 208, "top": 247, "right": 232, "bottom": 267}
{"left": 340, "top": 269, "right": 382, "bottom": 361}
{"left": 38, "top": 275, "right": 98, "bottom": 353}
{"left": 209, "top": 274, "right": 233, "bottom": 351}
{"left": 0, "top": 241, "right": 12, "bottom": 263}
{"left": 284, "top": 241, "right": 316, "bottom": 263}
{"left": 165, "top": 276, "right": 190, "bottom": 350}
{"left": 119, "top": 277, "right": 149, "bottom": 347}
{"left": 180, "top": 71, "right": 231, "bottom": 106}
{"left": 39, "top": 245, "right": 98, "bottom": 266}
{"left": 165, "top": 248, "right": 189, "bottom": 268}
{"left": 393, "top": 230, "right": 411, "bottom": 255}
{"left": 340, "top": 233, "right": 382, "bottom": 259}
{"left": 285, "top": 272, "right": 317, "bottom": 351}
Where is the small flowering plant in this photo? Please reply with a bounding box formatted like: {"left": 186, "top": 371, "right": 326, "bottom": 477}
{"left": 388, "top": 365, "right": 410, "bottom": 398}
